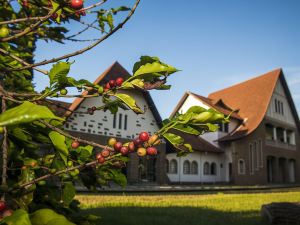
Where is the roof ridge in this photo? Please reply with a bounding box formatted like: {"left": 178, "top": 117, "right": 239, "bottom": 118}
{"left": 209, "top": 68, "right": 282, "bottom": 96}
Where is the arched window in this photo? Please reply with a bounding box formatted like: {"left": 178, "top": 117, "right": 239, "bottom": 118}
{"left": 238, "top": 159, "right": 245, "bottom": 175}
{"left": 183, "top": 160, "right": 191, "bottom": 174}
{"left": 210, "top": 162, "right": 217, "bottom": 175}
{"left": 166, "top": 159, "right": 169, "bottom": 173}
{"left": 203, "top": 162, "right": 210, "bottom": 175}
{"left": 191, "top": 161, "right": 198, "bottom": 174}
{"left": 170, "top": 159, "right": 178, "bottom": 174}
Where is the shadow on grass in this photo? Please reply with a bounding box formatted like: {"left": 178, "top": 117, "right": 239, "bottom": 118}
{"left": 82, "top": 206, "right": 265, "bottom": 225}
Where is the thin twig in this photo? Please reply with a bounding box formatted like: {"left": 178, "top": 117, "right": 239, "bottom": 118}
{"left": 0, "top": 7, "right": 60, "bottom": 43}
{"left": 11, "top": 0, "right": 140, "bottom": 72}
{"left": 0, "top": 48, "right": 48, "bottom": 75}
{"left": 1, "top": 97, "right": 8, "bottom": 201}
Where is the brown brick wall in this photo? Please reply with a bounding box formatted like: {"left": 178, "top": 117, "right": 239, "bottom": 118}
{"left": 231, "top": 119, "right": 300, "bottom": 185}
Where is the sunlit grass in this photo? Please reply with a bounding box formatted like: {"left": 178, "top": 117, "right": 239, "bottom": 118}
{"left": 77, "top": 188, "right": 300, "bottom": 225}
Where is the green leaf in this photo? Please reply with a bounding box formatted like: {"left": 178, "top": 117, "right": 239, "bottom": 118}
{"left": 49, "top": 131, "right": 69, "bottom": 165}
{"left": 62, "top": 182, "right": 76, "bottom": 205}
{"left": 173, "top": 124, "right": 200, "bottom": 135}
{"left": 134, "top": 61, "right": 178, "bottom": 77}
{"left": 163, "top": 133, "right": 184, "bottom": 145}
{"left": 48, "top": 62, "right": 71, "bottom": 86}
{"left": 110, "top": 169, "right": 127, "bottom": 187}
{"left": 0, "top": 102, "right": 63, "bottom": 127}
{"left": 106, "top": 12, "right": 114, "bottom": 30}
{"left": 191, "top": 111, "right": 214, "bottom": 123}
{"left": 186, "top": 106, "right": 207, "bottom": 114}
{"left": 114, "top": 93, "right": 143, "bottom": 114}
{"left": 30, "top": 208, "right": 75, "bottom": 225}
{"left": 1, "top": 209, "right": 32, "bottom": 225}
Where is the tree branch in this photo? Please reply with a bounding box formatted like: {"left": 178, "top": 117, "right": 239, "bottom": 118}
{"left": 1, "top": 97, "right": 8, "bottom": 201}
{"left": 0, "top": 47, "right": 48, "bottom": 75}
{"left": 0, "top": 7, "right": 60, "bottom": 43}
{"left": 10, "top": 0, "right": 141, "bottom": 72}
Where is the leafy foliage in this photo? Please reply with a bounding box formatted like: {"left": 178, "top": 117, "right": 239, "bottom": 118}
{"left": 0, "top": 1, "right": 230, "bottom": 224}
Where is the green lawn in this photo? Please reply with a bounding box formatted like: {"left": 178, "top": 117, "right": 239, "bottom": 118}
{"left": 77, "top": 188, "right": 300, "bottom": 225}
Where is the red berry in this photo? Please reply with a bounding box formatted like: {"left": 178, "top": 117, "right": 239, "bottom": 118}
{"left": 114, "top": 142, "right": 122, "bottom": 152}
{"left": 87, "top": 108, "right": 94, "bottom": 115}
{"left": 128, "top": 142, "right": 135, "bottom": 152}
{"left": 2, "top": 209, "right": 13, "bottom": 218}
{"left": 80, "top": 10, "right": 86, "bottom": 16}
{"left": 109, "top": 80, "right": 116, "bottom": 88}
{"left": 70, "top": 0, "right": 83, "bottom": 9}
{"left": 22, "top": 0, "right": 28, "bottom": 7}
{"left": 139, "top": 132, "right": 149, "bottom": 142}
{"left": 116, "top": 77, "right": 124, "bottom": 87}
{"left": 0, "top": 201, "right": 6, "bottom": 212}
{"left": 51, "top": 13, "right": 58, "bottom": 20}
{"left": 133, "top": 138, "right": 142, "bottom": 147}
{"left": 146, "top": 147, "right": 158, "bottom": 156}
{"left": 120, "top": 146, "right": 129, "bottom": 156}
{"left": 101, "top": 149, "right": 110, "bottom": 158}
{"left": 105, "top": 83, "right": 111, "bottom": 90}
{"left": 96, "top": 153, "right": 102, "bottom": 159}
{"left": 97, "top": 156, "right": 105, "bottom": 164}
{"left": 71, "top": 140, "right": 80, "bottom": 149}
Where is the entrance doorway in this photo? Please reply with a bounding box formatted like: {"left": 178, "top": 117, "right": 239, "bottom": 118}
{"left": 138, "top": 157, "right": 156, "bottom": 183}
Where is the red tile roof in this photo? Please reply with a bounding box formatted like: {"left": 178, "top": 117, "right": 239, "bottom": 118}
{"left": 208, "top": 68, "right": 282, "bottom": 141}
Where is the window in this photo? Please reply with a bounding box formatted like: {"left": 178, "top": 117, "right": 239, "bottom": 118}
{"left": 170, "top": 159, "right": 178, "bottom": 174}
{"left": 118, "top": 114, "right": 123, "bottom": 129}
{"left": 183, "top": 160, "right": 191, "bottom": 174}
{"left": 258, "top": 139, "right": 263, "bottom": 168}
{"left": 166, "top": 160, "right": 169, "bottom": 173}
{"left": 124, "top": 115, "right": 128, "bottom": 130}
{"left": 275, "top": 99, "right": 284, "bottom": 115}
{"left": 238, "top": 159, "right": 245, "bottom": 174}
{"left": 113, "top": 114, "right": 117, "bottom": 128}
{"left": 191, "top": 161, "right": 198, "bottom": 174}
{"left": 219, "top": 123, "right": 229, "bottom": 133}
{"left": 249, "top": 143, "right": 254, "bottom": 175}
{"left": 203, "top": 162, "right": 210, "bottom": 175}
{"left": 254, "top": 141, "right": 258, "bottom": 170}
{"left": 210, "top": 162, "right": 217, "bottom": 175}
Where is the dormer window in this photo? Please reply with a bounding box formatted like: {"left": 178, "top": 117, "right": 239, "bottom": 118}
{"left": 219, "top": 123, "right": 229, "bottom": 133}
{"left": 275, "top": 98, "right": 284, "bottom": 115}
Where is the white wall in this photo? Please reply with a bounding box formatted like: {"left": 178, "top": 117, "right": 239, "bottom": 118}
{"left": 266, "top": 80, "right": 296, "bottom": 127}
{"left": 64, "top": 90, "right": 160, "bottom": 139}
{"left": 166, "top": 151, "right": 230, "bottom": 183}
{"left": 177, "top": 94, "right": 241, "bottom": 147}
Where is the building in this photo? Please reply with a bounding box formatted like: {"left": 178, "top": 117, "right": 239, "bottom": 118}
{"left": 56, "top": 62, "right": 167, "bottom": 185}
{"left": 167, "top": 68, "right": 300, "bottom": 185}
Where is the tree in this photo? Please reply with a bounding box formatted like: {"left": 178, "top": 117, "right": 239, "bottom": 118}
{"left": 0, "top": 0, "right": 229, "bottom": 224}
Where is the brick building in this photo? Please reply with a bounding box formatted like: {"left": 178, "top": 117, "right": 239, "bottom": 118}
{"left": 167, "top": 69, "right": 300, "bottom": 185}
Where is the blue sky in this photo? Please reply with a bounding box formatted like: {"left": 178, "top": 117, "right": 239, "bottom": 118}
{"left": 33, "top": 0, "right": 300, "bottom": 119}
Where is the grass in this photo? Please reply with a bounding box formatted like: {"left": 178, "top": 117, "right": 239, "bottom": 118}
{"left": 76, "top": 188, "right": 300, "bottom": 225}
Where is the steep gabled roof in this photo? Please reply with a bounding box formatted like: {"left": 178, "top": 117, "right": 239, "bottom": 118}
{"left": 208, "top": 68, "right": 300, "bottom": 141}
{"left": 65, "top": 61, "right": 163, "bottom": 126}
{"left": 170, "top": 91, "right": 243, "bottom": 120}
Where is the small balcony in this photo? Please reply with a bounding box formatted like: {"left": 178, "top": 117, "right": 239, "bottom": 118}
{"left": 265, "top": 123, "right": 296, "bottom": 150}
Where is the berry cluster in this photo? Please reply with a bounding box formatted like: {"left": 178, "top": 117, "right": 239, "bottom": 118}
{"left": 104, "top": 77, "right": 124, "bottom": 92}
{"left": 94, "top": 131, "right": 160, "bottom": 165}
{"left": 0, "top": 201, "right": 13, "bottom": 220}
{"left": 87, "top": 106, "right": 97, "bottom": 115}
